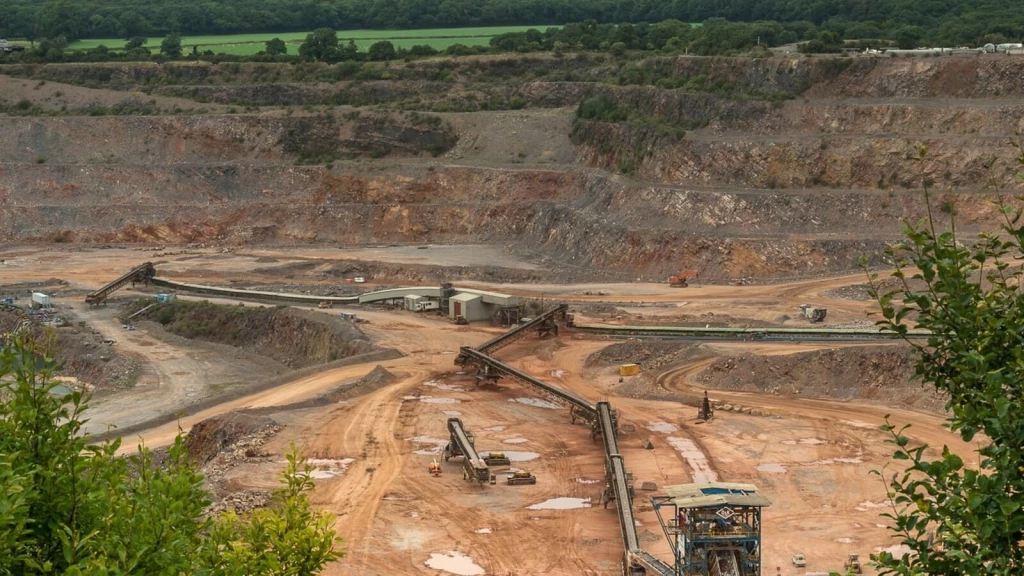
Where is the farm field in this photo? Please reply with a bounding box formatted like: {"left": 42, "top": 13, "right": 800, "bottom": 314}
{"left": 65, "top": 26, "right": 559, "bottom": 55}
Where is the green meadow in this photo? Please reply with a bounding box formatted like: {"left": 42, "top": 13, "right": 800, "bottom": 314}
{"left": 66, "top": 26, "right": 560, "bottom": 55}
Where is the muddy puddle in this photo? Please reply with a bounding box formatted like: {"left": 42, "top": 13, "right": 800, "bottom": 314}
{"left": 527, "top": 497, "right": 592, "bottom": 510}
{"left": 407, "top": 436, "right": 448, "bottom": 456}
{"left": 666, "top": 437, "right": 718, "bottom": 483}
{"left": 509, "top": 397, "right": 562, "bottom": 410}
{"left": 307, "top": 458, "right": 355, "bottom": 479}
{"left": 424, "top": 551, "right": 485, "bottom": 575}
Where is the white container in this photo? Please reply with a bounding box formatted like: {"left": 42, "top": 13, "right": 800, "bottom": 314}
{"left": 31, "top": 292, "right": 50, "bottom": 307}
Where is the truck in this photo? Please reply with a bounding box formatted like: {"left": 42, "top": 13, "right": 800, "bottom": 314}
{"left": 413, "top": 300, "right": 439, "bottom": 312}
{"left": 482, "top": 452, "right": 511, "bottom": 466}
{"left": 31, "top": 292, "right": 51, "bottom": 309}
{"left": 791, "top": 552, "right": 806, "bottom": 567}
{"left": 507, "top": 471, "right": 537, "bottom": 485}
{"left": 798, "top": 304, "right": 827, "bottom": 323}
{"left": 844, "top": 553, "right": 862, "bottom": 573}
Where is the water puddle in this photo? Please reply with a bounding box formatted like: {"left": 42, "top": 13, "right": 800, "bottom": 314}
{"left": 483, "top": 425, "right": 505, "bottom": 432}
{"left": 424, "top": 551, "right": 485, "bottom": 576}
{"left": 551, "top": 370, "right": 569, "bottom": 378}
{"left": 666, "top": 437, "right": 719, "bottom": 483}
{"left": 836, "top": 537, "right": 854, "bottom": 544}
{"left": 443, "top": 410, "right": 462, "bottom": 417}
{"left": 502, "top": 437, "right": 529, "bottom": 444}
{"left": 575, "top": 478, "right": 601, "bottom": 485}
{"left": 424, "top": 380, "right": 466, "bottom": 392}
{"left": 474, "top": 528, "right": 492, "bottom": 534}
{"left": 647, "top": 422, "right": 679, "bottom": 433}
{"left": 503, "top": 451, "right": 540, "bottom": 462}
{"left": 407, "top": 436, "right": 448, "bottom": 456}
{"left": 307, "top": 458, "right": 355, "bottom": 479}
{"left": 510, "top": 397, "right": 562, "bottom": 410}
{"left": 420, "top": 396, "right": 461, "bottom": 404}
{"left": 528, "top": 497, "right": 592, "bottom": 510}
{"left": 755, "top": 463, "right": 788, "bottom": 474}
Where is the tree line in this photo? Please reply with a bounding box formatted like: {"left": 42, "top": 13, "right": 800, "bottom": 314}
{"left": 0, "top": 0, "right": 1021, "bottom": 47}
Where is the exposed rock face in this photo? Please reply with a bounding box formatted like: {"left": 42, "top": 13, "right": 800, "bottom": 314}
{"left": 3, "top": 56, "right": 1023, "bottom": 281}
{"left": 184, "top": 411, "right": 279, "bottom": 465}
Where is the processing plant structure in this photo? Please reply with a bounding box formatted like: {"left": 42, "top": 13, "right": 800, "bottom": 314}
{"left": 650, "top": 483, "right": 769, "bottom": 576}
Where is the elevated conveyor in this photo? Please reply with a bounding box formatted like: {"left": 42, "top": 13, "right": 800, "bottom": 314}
{"left": 457, "top": 346, "right": 599, "bottom": 430}
{"left": 598, "top": 401, "right": 673, "bottom": 576}
{"left": 86, "top": 262, "right": 156, "bottom": 306}
{"left": 443, "top": 417, "right": 490, "bottom": 483}
{"left": 456, "top": 304, "right": 567, "bottom": 364}
{"left": 574, "top": 323, "right": 930, "bottom": 342}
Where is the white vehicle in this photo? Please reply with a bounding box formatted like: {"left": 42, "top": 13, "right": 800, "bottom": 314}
{"left": 353, "top": 276, "right": 366, "bottom": 283}
{"left": 792, "top": 552, "right": 806, "bottom": 567}
{"left": 413, "top": 300, "right": 439, "bottom": 312}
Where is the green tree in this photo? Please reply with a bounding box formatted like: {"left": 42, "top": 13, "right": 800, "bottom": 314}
{"left": 0, "top": 335, "right": 343, "bottom": 573}
{"left": 894, "top": 26, "right": 923, "bottom": 49}
{"left": 367, "top": 40, "right": 396, "bottom": 61}
{"left": 299, "top": 28, "right": 338, "bottom": 62}
{"left": 265, "top": 37, "right": 288, "bottom": 55}
{"left": 124, "top": 36, "right": 147, "bottom": 50}
{"left": 868, "top": 148, "right": 1024, "bottom": 574}
{"left": 160, "top": 33, "right": 183, "bottom": 57}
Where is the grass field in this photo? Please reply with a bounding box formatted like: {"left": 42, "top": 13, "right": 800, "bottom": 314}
{"left": 65, "top": 26, "right": 560, "bottom": 55}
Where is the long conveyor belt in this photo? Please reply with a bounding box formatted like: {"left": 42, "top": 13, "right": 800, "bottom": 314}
{"left": 446, "top": 417, "right": 489, "bottom": 483}
{"left": 475, "top": 304, "right": 567, "bottom": 355}
{"left": 457, "top": 346, "right": 596, "bottom": 423}
{"left": 574, "top": 322, "right": 930, "bottom": 342}
{"left": 85, "top": 262, "right": 156, "bottom": 305}
{"left": 598, "top": 401, "right": 673, "bottom": 576}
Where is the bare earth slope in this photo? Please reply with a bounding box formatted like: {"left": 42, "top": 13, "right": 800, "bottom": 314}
{"left": 3, "top": 55, "right": 1024, "bottom": 282}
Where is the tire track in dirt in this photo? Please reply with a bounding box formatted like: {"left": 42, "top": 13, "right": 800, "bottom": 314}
{"left": 310, "top": 369, "right": 426, "bottom": 571}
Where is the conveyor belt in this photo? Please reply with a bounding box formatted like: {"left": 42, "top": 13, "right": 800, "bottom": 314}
{"left": 86, "top": 262, "right": 156, "bottom": 305}
{"left": 447, "top": 417, "right": 489, "bottom": 483}
{"left": 575, "top": 323, "right": 929, "bottom": 342}
{"left": 475, "top": 304, "right": 568, "bottom": 356}
{"left": 457, "top": 347, "right": 596, "bottom": 418}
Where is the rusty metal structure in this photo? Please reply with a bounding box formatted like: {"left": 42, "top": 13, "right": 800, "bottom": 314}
{"left": 650, "top": 483, "right": 769, "bottom": 575}
{"left": 698, "top": 391, "right": 714, "bottom": 422}
{"left": 85, "top": 262, "right": 156, "bottom": 306}
{"left": 443, "top": 417, "right": 490, "bottom": 484}
{"left": 453, "top": 304, "right": 671, "bottom": 576}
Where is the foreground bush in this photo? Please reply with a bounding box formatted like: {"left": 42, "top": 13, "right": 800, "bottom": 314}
{"left": 0, "top": 335, "right": 342, "bottom": 574}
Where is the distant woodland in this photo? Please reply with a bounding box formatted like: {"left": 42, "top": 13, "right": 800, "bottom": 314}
{"left": 2, "top": 0, "right": 1021, "bottom": 46}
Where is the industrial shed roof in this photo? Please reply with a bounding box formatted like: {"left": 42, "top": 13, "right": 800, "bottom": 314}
{"left": 664, "top": 483, "right": 771, "bottom": 509}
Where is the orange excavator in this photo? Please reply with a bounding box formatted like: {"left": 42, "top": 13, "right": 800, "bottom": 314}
{"left": 668, "top": 270, "right": 700, "bottom": 288}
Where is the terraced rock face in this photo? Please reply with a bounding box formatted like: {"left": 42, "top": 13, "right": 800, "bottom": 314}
{"left": 1, "top": 55, "right": 1023, "bottom": 281}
